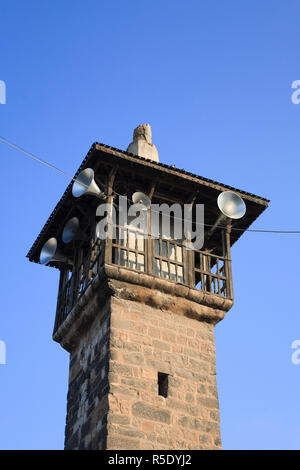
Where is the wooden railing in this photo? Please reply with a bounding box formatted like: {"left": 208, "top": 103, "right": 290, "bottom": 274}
{"left": 54, "top": 238, "right": 104, "bottom": 333}
{"left": 110, "top": 225, "right": 230, "bottom": 296}
{"left": 194, "top": 250, "right": 228, "bottom": 297}
{"left": 54, "top": 226, "right": 231, "bottom": 333}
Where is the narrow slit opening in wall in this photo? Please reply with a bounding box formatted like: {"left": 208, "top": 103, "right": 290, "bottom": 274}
{"left": 158, "top": 372, "right": 168, "bottom": 398}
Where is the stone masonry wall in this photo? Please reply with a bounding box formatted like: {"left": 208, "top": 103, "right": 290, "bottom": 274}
{"left": 107, "top": 295, "right": 221, "bottom": 450}
{"left": 63, "top": 281, "right": 222, "bottom": 450}
{"left": 64, "top": 298, "right": 110, "bottom": 450}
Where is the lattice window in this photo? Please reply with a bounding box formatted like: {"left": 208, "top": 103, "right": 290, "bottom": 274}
{"left": 194, "top": 251, "right": 227, "bottom": 297}
{"left": 153, "top": 239, "right": 184, "bottom": 283}
{"left": 56, "top": 238, "right": 104, "bottom": 330}
{"left": 78, "top": 238, "right": 104, "bottom": 295}
{"left": 112, "top": 226, "right": 146, "bottom": 272}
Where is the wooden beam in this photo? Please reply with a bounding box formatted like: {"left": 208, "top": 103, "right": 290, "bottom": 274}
{"left": 105, "top": 169, "right": 117, "bottom": 264}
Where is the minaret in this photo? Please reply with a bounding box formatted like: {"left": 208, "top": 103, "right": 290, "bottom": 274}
{"left": 27, "top": 125, "right": 269, "bottom": 450}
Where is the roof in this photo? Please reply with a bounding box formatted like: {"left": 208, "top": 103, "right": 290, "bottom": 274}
{"left": 26, "top": 142, "right": 269, "bottom": 264}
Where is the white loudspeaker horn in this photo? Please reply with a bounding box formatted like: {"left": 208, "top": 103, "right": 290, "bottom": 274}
{"left": 62, "top": 217, "right": 85, "bottom": 244}
{"left": 207, "top": 191, "right": 246, "bottom": 239}
{"left": 40, "top": 237, "right": 72, "bottom": 265}
{"left": 72, "top": 168, "right": 105, "bottom": 199}
{"left": 217, "top": 191, "right": 246, "bottom": 219}
{"left": 132, "top": 191, "right": 151, "bottom": 209}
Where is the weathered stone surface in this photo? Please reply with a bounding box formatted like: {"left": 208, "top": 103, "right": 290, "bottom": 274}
{"left": 132, "top": 402, "right": 171, "bottom": 424}
{"left": 107, "top": 414, "right": 130, "bottom": 425}
{"left": 197, "top": 397, "right": 219, "bottom": 409}
{"left": 127, "top": 124, "right": 159, "bottom": 163}
{"left": 107, "top": 436, "right": 140, "bottom": 450}
{"left": 61, "top": 274, "right": 222, "bottom": 450}
{"left": 117, "top": 427, "right": 144, "bottom": 439}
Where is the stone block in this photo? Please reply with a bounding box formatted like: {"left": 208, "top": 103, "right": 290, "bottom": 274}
{"left": 107, "top": 414, "right": 131, "bottom": 425}
{"left": 132, "top": 402, "right": 171, "bottom": 424}
{"left": 106, "top": 436, "right": 140, "bottom": 450}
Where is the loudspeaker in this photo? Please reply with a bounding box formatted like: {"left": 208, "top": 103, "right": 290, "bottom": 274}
{"left": 72, "top": 168, "right": 105, "bottom": 199}
{"left": 62, "top": 217, "right": 86, "bottom": 243}
{"left": 217, "top": 191, "right": 246, "bottom": 219}
{"left": 132, "top": 191, "right": 151, "bottom": 209}
{"left": 206, "top": 191, "right": 246, "bottom": 239}
{"left": 40, "top": 238, "right": 72, "bottom": 265}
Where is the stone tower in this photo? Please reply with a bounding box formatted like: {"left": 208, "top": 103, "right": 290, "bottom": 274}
{"left": 27, "top": 125, "right": 268, "bottom": 450}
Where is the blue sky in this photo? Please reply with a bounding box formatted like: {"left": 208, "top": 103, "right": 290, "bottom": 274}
{"left": 1, "top": 0, "right": 300, "bottom": 449}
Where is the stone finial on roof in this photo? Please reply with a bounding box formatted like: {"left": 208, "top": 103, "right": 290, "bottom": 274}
{"left": 127, "top": 124, "right": 159, "bottom": 162}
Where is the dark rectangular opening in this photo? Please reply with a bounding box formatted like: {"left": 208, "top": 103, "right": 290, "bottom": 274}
{"left": 158, "top": 372, "right": 168, "bottom": 398}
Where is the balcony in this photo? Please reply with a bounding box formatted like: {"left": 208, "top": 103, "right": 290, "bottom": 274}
{"left": 54, "top": 225, "right": 231, "bottom": 335}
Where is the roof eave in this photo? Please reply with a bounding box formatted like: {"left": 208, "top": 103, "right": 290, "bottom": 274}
{"left": 26, "top": 142, "right": 269, "bottom": 264}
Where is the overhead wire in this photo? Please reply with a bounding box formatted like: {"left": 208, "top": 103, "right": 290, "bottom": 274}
{"left": 1, "top": 135, "right": 298, "bottom": 234}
